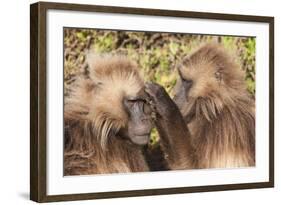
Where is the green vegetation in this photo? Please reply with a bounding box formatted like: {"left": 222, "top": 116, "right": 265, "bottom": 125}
{"left": 64, "top": 28, "right": 256, "bottom": 146}
{"left": 64, "top": 29, "right": 255, "bottom": 95}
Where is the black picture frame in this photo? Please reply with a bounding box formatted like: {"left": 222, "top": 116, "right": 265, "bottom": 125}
{"left": 30, "top": 1, "right": 274, "bottom": 202}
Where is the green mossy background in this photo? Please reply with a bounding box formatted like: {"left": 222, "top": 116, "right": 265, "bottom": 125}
{"left": 64, "top": 28, "right": 256, "bottom": 146}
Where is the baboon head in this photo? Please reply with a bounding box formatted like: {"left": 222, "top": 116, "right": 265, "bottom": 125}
{"left": 173, "top": 43, "right": 247, "bottom": 121}
{"left": 65, "top": 54, "right": 153, "bottom": 148}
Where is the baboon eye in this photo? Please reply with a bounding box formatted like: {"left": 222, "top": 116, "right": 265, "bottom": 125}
{"left": 125, "top": 98, "right": 143, "bottom": 107}
{"left": 126, "top": 99, "right": 137, "bottom": 107}
{"left": 125, "top": 99, "right": 150, "bottom": 115}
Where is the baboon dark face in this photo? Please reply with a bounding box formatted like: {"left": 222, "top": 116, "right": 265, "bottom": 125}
{"left": 173, "top": 77, "right": 193, "bottom": 111}
{"left": 174, "top": 56, "right": 223, "bottom": 109}
{"left": 119, "top": 89, "right": 153, "bottom": 145}
{"left": 173, "top": 43, "right": 245, "bottom": 120}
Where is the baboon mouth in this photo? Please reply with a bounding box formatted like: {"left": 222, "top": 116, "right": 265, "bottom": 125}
{"left": 134, "top": 135, "right": 150, "bottom": 140}
{"left": 131, "top": 135, "right": 150, "bottom": 145}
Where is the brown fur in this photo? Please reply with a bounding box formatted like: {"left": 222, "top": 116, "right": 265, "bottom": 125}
{"left": 144, "top": 82, "right": 198, "bottom": 170}
{"left": 64, "top": 54, "right": 149, "bottom": 175}
{"left": 176, "top": 43, "right": 255, "bottom": 168}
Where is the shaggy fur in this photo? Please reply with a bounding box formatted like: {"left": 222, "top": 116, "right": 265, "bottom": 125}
{"left": 175, "top": 43, "right": 255, "bottom": 168}
{"left": 64, "top": 54, "right": 149, "bottom": 175}
{"left": 144, "top": 82, "right": 198, "bottom": 170}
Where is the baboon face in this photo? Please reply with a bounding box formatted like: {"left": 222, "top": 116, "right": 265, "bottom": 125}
{"left": 119, "top": 89, "right": 153, "bottom": 145}
{"left": 86, "top": 54, "right": 153, "bottom": 146}
{"left": 173, "top": 44, "right": 244, "bottom": 117}
{"left": 174, "top": 57, "right": 222, "bottom": 102}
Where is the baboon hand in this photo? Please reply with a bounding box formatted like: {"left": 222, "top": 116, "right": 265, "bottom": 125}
{"left": 145, "top": 82, "right": 178, "bottom": 119}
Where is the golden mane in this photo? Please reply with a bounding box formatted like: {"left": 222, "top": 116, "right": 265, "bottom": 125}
{"left": 64, "top": 54, "right": 148, "bottom": 175}
{"left": 179, "top": 43, "right": 255, "bottom": 168}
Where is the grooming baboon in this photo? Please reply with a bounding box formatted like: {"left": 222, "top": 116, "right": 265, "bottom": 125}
{"left": 64, "top": 54, "right": 153, "bottom": 175}
{"left": 146, "top": 43, "right": 255, "bottom": 169}
{"left": 145, "top": 82, "right": 197, "bottom": 169}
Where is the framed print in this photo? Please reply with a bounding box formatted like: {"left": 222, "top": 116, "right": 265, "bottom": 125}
{"left": 30, "top": 1, "right": 274, "bottom": 202}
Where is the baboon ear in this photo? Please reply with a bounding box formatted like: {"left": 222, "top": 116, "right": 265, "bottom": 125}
{"left": 85, "top": 51, "right": 104, "bottom": 82}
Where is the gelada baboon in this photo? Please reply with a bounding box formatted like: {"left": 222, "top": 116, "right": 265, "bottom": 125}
{"left": 146, "top": 43, "right": 255, "bottom": 169}
{"left": 64, "top": 54, "right": 153, "bottom": 175}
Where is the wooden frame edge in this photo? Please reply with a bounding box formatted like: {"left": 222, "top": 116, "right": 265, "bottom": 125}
{"left": 30, "top": 2, "right": 48, "bottom": 202}
{"left": 30, "top": 2, "right": 39, "bottom": 202}
{"left": 269, "top": 17, "right": 274, "bottom": 188}
{"left": 40, "top": 181, "right": 273, "bottom": 203}
{"left": 37, "top": 1, "right": 274, "bottom": 22}
{"left": 30, "top": 1, "right": 275, "bottom": 202}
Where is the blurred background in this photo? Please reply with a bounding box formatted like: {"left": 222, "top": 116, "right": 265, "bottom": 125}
{"left": 64, "top": 28, "right": 256, "bottom": 147}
